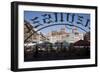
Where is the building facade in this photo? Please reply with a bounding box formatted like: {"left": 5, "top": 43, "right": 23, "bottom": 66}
{"left": 46, "top": 27, "right": 84, "bottom": 43}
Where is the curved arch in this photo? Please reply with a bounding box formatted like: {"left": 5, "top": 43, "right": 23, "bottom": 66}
{"left": 36, "top": 23, "right": 88, "bottom": 32}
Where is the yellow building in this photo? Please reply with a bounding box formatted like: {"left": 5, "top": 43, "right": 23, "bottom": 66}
{"left": 46, "top": 27, "right": 84, "bottom": 43}
{"left": 47, "top": 28, "right": 67, "bottom": 43}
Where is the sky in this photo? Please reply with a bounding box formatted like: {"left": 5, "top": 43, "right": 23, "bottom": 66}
{"left": 24, "top": 11, "right": 90, "bottom": 35}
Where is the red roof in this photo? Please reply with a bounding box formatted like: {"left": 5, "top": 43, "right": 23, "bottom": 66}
{"left": 73, "top": 40, "right": 90, "bottom": 46}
